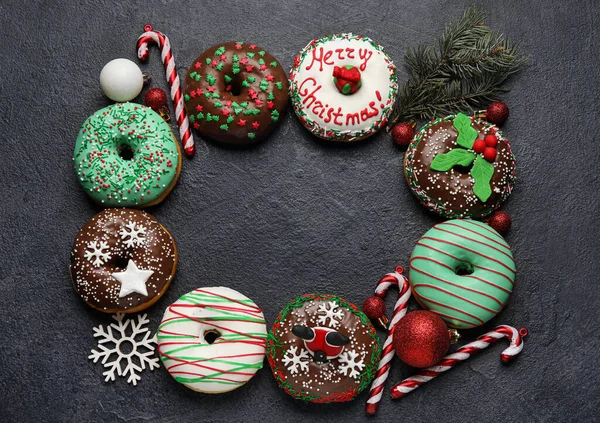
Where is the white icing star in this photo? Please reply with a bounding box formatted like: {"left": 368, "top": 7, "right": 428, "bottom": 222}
{"left": 111, "top": 260, "right": 153, "bottom": 298}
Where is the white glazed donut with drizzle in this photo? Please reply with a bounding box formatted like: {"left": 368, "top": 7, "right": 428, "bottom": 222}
{"left": 157, "top": 287, "right": 267, "bottom": 394}
{"left": 289, "top": 33, "right": 397, "bottom": 141}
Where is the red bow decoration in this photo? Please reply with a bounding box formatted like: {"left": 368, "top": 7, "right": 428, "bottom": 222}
{"left": 333, "top": 66, "right": 361, "bottom": 82}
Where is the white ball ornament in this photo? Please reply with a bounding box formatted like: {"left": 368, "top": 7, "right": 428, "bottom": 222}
{"left": 99, "top": 58, "right": 144, "bottom": 102}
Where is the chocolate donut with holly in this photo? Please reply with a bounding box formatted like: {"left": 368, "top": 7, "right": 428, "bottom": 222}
{"left": 267, "top": 294, "right": 380, "bottom": 403}
{"left": 184, "top": 42, "right": 288, "bottom": 144}
{"left": 289, "top": 33, "right": 397, "bottom": 141}
{"left": 404, "top": 113, "right": 517, "bottom": 219}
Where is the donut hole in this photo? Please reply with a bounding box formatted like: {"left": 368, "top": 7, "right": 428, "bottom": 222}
{"left": 228, "top": 74, "right": 242, "bottom": 96}
{"left": 112, "top": 256, "right": 130, "bottom": 270}
{"left": 203, "top": 330, "right": 221, "bottom": 344}
{"left": 455, "top": 262, "right": 474, "bottom": 276}
{"left": 118, "top": 144, "right": 135, "bottom": 161}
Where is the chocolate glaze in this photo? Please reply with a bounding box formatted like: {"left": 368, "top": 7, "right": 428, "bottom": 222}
{"left": 270, "top": 297, "right": 379, "bottom": 402}
{"left": 405, "top": 118, "right": 516, "bottom": 218}
{"left": 70, "top": 209, "right": 177, "bottom": 312}
{"left": 184, "top": 42, "right": 289, "bottom": 145}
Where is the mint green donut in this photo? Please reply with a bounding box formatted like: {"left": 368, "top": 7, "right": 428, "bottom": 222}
{"left": 409, "top": 219, "right": 515, "bottom": 329}
{"left": 73, "top": 103, "right": 180, "bottom": 207}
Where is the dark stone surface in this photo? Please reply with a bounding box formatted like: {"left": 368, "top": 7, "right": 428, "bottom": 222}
{"left": 1, "top": 0, "right": 598, "bottom": 421}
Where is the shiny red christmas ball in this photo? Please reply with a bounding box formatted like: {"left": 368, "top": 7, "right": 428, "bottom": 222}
{"left": 486, "top": 101, "right": 510, "bottom": 124}
{"left": 144, "top": 88, "right": 168, "bottom": 111}
{"left": 392, "top": 122, "right": 415, "bottom": 146}
{"left": 483, "top": 147, "right": 497, "bottom": 162}
{"left": 393, "top": 310, "right": 450, "bottom": 368}
{"left": 473, "top": 139, "right": 486, "bottom": 153}
{"left": 487, "top": 211, "right": 512, "bottom": 234}
{"left": 484, "top": 134, "right": 498, "bottom": 147}
{"left": 363, "top": 296, "right": 386, "bottom": 320}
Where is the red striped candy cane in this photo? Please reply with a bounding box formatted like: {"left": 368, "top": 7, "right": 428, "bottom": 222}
{"left": 391, "top": 325, "right": 527, "bottom": 399}
{"left": 365, "top": 266, "right": 411, "bottom": 415}
{"left": 136, "top": 25, "right": 194, "bottom": 157}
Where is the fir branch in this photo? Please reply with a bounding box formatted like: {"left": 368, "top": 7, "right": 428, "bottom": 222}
{"left": 389, "top": 5, "right": 528, "bottom": 127}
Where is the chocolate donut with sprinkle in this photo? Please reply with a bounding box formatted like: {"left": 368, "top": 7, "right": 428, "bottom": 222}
{"left": 184, "top": 42, "right": 288, "bottom": 144}
{"left": 267, "top": 294, "right": 380, "bottom": 403}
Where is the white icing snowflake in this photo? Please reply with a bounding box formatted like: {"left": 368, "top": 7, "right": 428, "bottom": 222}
{"left": 119, "top": 221, "right": 147, "bottom": 248}
{"left": 282, "top": 346, "right": 310, "bottom": 375}
{"left": 88, "top": 313, "right": 159, "bottom": 386}
{"left": 317, "top": 301, "right": 344, "bottom": 328}
{"left": 84, "top": 240, "right": 111, "bottom": 267}
{"left": 338, "top": 350, "right": 365, "bottom": 379}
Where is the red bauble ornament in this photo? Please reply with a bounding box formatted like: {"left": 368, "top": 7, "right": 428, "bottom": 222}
{"left": 486, "top": 101, "right": 510, "bottom": 124}
{"left": 393, "top": 310, "right": 450, "bottom": 368}
{"left": 483, "top": 147, "right": 497, "bottom": 161}
{"left": 473, "top": 139, "right": 486, "bottom": 153}
{"left": 363, "top": 296, "right": 386, "bottom": 320}
{"left": 484, "top": 134, "right": 498, "bottom": 147}
{"left": 144, "top": 88, "right": 168, "bottom": 111}
{"left": 487, "top": 211, "right": 512, "bottom": 234}
{"left": 392, "top": 122, "right": 415, "bottom": 146}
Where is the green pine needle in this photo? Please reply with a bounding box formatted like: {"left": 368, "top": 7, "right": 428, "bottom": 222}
{"left": 389, "top": 5, "right": 528, "bottom": 126}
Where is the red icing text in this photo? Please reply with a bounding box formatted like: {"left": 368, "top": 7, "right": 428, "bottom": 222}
{"left": 306, "top": 46, "right": 373, "bottom": 72}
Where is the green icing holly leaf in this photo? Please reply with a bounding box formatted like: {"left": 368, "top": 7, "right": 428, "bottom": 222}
{"left": 471, "top": 156, "right": 494, "bottom": 202}
{"left": 430, "top": 149, "right": 476, "bottom": 171}
{"left": 224, "top": 75, "right": 232, "bottom": 83}
{"left": 453, "top": 113, "right": 477, "bottom": 149}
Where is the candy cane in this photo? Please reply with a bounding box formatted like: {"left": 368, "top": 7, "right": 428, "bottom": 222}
{"left": 365, "top": 266, "right": 411, "bottom": 415}
{"left": 136, "top": 25, "right": 194, "bottom": 157}
{"left": 391, "top": 325, "right": 527, "bottom": 399}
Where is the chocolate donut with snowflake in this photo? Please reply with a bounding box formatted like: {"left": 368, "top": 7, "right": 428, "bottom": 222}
{"left": 184, "top": 41, "right": 288, "bottom": 144}
{"left": 70, "top": 208, "right": 177, "bottom": 313}
{"left": 289, "top": 33, "right": 397, "bottom": 141}
{"left": 404, "top": 113, "right": 517, "bottom": 219}
{"left": 267, "top": 294, "right": 380, "bottom": 403}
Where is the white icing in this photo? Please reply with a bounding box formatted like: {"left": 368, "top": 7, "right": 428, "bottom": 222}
{"left": 290, "top": 34, "right": 397, "bottom": 140}
{"left": 111, "top": 260, "right": 153, "bottom": 298}
{"left": 157, "top": 287, "right": 267, "bottom": 394}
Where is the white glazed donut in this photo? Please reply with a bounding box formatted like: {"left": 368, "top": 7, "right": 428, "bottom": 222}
{"left": 289, "top": 33, "right": 397, "bottom": 141}
{"left": 157, "top": 287, "right": 267, "bottom": 393}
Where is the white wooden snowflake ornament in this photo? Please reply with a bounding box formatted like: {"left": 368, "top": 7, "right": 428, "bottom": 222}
{"left": 88, "top": 313, "right": 159, "bottom": 385}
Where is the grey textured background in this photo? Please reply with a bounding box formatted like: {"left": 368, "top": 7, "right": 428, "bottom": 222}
{"left": 1, "top": 0, "right": 599, "bottom": 422}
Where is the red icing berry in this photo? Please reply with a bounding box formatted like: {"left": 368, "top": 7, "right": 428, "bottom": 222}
{"left": 473, "top": 139, "right": 486, "bottom": 153}
{"left": 483, "top": 147, "right": 497, "bottom": 161}
{"left": 484, "top": 134, "right": 498, "bottom": 147}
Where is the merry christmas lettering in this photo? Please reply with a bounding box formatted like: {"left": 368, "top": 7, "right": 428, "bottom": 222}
{"left": 298, "top": 46, "right": 385, "bottom": 127}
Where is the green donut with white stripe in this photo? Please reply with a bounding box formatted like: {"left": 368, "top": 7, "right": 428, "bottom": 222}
{"left": 409, "top": 219, "right": 515, "bottom": 329}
